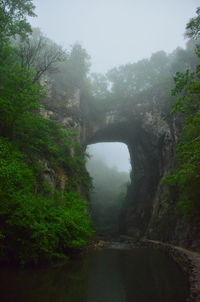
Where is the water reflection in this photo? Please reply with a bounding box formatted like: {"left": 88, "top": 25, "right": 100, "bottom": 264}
{"left": 0, "top": 247, "right": 188, "bottom": 302}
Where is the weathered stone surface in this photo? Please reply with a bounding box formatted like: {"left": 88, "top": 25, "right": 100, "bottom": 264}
{"left": 38, "top": 88, "right": 83, "bottom": 194}
{"left": 82, "top": 99, "right": 177, "bottom": 239}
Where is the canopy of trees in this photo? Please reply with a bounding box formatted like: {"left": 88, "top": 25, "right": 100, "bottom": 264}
{"left": 0, "top": 0, "right": 93, "bottom": 265}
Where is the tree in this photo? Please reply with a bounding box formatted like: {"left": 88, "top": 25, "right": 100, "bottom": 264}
{"left": 67, "top": 43, "right": 90, "bottom": 89}
{"left": 13, "top": 28, "right": 66, "bottom": 82}
{"left": 90, "top": 73, "right": 109, "bottom": 99}
{"left": 185, "top": 7, "right": 200, "bottom": 40}
{"left": 44, "top": 43, "right": 91, "bottom": 109}
{"left": 167, "top": 7, "right": 200, "bottom": 220}
{"left": 0, "top": 48, "right": 43, "bottom": 138}
{"left": 0, "top": 1, "right": 93, "bottom": 265}
{"left": 0, "top": 0, "right": 35, "bottom": 40}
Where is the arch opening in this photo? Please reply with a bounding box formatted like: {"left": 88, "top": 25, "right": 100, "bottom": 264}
{"left": 86, "top": 142, "right": 131, "bottom": 239}
{"left": 84, "top": 114, "right": 162, "bottom": 239}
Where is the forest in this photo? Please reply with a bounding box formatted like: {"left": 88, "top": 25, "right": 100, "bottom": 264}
{"left": 0, "top": 0, "right": 199, "bottom": 266}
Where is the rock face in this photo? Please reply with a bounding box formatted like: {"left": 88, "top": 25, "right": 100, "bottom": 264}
{"left": 82, "top": 99, "right": 175, "bottom": 236}
{"left": 81, "top": 96, "right": 199, "bottom": 250}
{"left": 43, "top": 85, "right": 199, "bottom": 250}
{"left": 39, "top": 88, "right": 84, "bottom": 194}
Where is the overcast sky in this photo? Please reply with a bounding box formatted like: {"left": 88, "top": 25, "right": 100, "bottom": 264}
{"left": 30, "top": 0, "right": 199, "bottom": 73}
{"left": 87, "top": 143, "right": 131, "bottom": 172}
{"left": 30, "top": 0, "right": 199, "bottom": 172}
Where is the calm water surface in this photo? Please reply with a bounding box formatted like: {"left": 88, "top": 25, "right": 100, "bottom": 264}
{"left": 0, "top": 246, "right": 189, "bottom": 302}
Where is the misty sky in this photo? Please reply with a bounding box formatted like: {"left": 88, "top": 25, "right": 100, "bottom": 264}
{"left": 29, "top": 0, "right": 199, "bottom": 172}
{"left": 30, "top": 0, "right": 199, "bottom": 73}
{"left": 87, "top": 143, "right": 131, "bottom": 172}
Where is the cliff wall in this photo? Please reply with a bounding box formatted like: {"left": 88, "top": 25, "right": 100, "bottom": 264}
{"left": 44, "top": 83, "right": 199, "bottom": 250}
{"left": 82, "top": 95, "right": 199, "bottom": 250}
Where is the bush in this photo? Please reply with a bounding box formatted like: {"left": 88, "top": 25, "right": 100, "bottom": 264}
{"left": 0, "top": 138, "right": 93, "bottom": 265}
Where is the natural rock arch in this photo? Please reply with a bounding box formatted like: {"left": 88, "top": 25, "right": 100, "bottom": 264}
{"left": 82, "top": 100, "right": 176, "bottom": 237}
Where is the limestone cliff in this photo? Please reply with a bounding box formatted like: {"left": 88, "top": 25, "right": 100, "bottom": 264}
{"left": 43, "top": 80, "right": 199, "bottom": 250}
{"left": 81, "top": 95, "right": 199, "bottom": 250}
{"left": 38, "top": 82, "right": 89, "bottom": 196}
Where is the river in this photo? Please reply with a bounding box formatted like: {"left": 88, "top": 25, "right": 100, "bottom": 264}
{"left": 0, "top": 244, "right": 189, "bottom": 302}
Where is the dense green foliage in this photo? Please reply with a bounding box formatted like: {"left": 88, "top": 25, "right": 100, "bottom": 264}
{"left": 166, "top": 8, "right": 200, "bottom": 220}
{"left": 0, "top": 138, "right": 92, "bottom": 265}
{"left": 186, "top": 7, "right": 200, "bottom": 40}
{"left": 0, "top": 45, "right": 43, "bottom": 138}
{"left": 0, "top": 0, "right": 93, "bottom": 265}
{"left": 0, "top": 0, "right": 35, "bottom": 40}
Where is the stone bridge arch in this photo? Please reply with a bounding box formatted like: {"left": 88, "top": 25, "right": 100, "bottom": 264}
{"left": 82, "top": 103, "right": 175, "bottom": 237}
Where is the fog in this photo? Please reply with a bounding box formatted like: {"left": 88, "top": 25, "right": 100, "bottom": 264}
{"left": 87, "top": 143, "right": 131, "bottom": 172}
{"left": 29, "top": 1, "right": 198, "bottom": 167}
{"left": 86, "top": 144, "right": 131, "bottom": 236}
{"left": 30, "top": 0, "right": 198, "bottom": 73}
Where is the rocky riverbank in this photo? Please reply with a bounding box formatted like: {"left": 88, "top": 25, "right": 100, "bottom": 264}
{"left": 88, "top": 237, "right": 200, "bottom": 302}
{"left": 142, "top": 240, "right": 200, "bottom": 302}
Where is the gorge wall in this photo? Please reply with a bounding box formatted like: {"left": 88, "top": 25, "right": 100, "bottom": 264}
{"left": 81, "top": 94, "right": 200, "bottom": 250}
{"left": 44, "top": 84, "right": 199, "bottom": 251}
{"left": 82, "top": 97, "right": 175, "bottom": 237}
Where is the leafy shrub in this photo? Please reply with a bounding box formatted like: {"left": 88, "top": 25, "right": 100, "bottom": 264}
{"left": 167, "top": 15, "right": 200, "bottom": 220}
{"left": 166, "top": 114, "right": 200, "bottom": 219}
{"left": 0, "top": 2, "right": 93, "bottom": 266}
{"left": 0, "top": 138, "right": 93, "bottom": 265}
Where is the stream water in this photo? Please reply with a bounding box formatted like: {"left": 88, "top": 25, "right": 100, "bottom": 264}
{"left": 0, "top": 245, "right": 189, "bottom": 302}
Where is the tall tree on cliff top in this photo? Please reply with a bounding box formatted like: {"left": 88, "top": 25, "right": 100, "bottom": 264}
{"left": 0, "top": 1, "right": 93, "bottom": 265}
{"left": 185, "top": 7, "right": 200, "bottom": 40}
{"left": 13, "top": 28, "right": 66, "bottom": 82}
{"left": 0, "top": 0, "right": 35, "bottom": 40}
